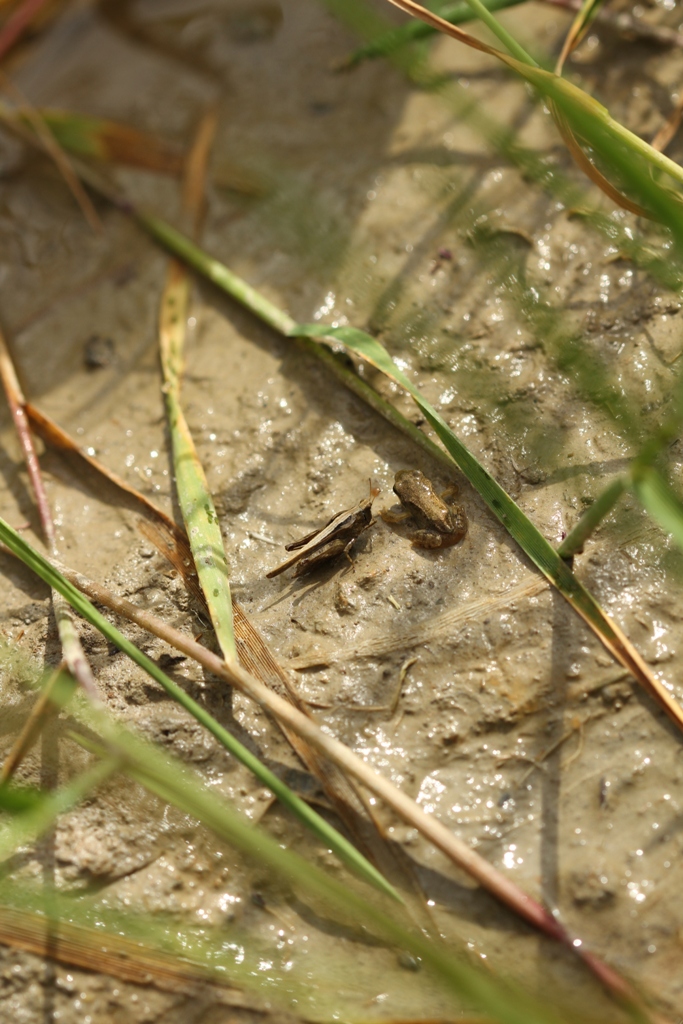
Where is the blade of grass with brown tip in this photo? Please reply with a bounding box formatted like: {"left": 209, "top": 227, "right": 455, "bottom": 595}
{"left": 554, "top": 0, "right": 603, "bottom": 74}
{"left": 0, "top": 328, "right": 100, "bottom": 703}
{"left": 159, "top": 115, "right": 235, "bottom": 662}
{"left": 33, "top": 107, "right": 185, "bottom": 173}
{"left": 335, "top": 0, "right": 526, "bottom": 69}
{"left": 0, "top": 102, "right": 268, "bottom": 194}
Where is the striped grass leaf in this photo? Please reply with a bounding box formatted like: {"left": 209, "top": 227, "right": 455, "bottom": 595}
{"left": 0, "top": 516, "right": 400, "bottom": 903}
{"left": 159, "top": 260, "right": 236, "bottom": 662}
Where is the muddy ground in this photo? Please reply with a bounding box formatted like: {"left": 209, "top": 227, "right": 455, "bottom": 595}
{"left": 1, "top": 0, "right": 683, "bottom": 1021}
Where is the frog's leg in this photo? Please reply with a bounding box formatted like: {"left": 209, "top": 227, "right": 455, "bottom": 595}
{"left": 440, "top": 484, "right": 460, "bottom": 507}
{"left": 380, "top": 505, "right": 412, "bottom": 525}
{"left": 409, "top": 529, "right": 446, "bottom": 549}
{"left": 411, "top": 506, "right": 468, "bottom": 549}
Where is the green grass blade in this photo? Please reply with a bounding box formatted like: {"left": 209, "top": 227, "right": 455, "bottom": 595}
{"left": 159, "top": 263, "right": 236, "bottom": 661}
{"left": 0, "top": 516, "right": 401, "bottom": 902}
{"left": 631, "top": 466, "right": 683, "bottom": 552}
{"left": 557, "top": 477, "right": 627, "bottom": 558}
{"left": 453, "top": 0, "right": 537, "bottom": 64}
{"left": 555, "top": 0, "right": 604, "bottom": 73}
{"left": 339, "top": 0, "right": 526, "bottom": 68}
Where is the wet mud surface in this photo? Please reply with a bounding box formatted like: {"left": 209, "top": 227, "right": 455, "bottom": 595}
{"left": 1, "top": 0, "right": 683, "bottom": 1021}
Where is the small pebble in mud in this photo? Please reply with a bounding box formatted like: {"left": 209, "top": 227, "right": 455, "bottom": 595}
{"left": 334, "top": 581, "right": 358, "bottom": 615}
{"left": 84, "top": 334, "right": 115, "bottom": 369}
{"left": 601, "top": 681, "right": 633, "bottom": 708}
{"left": 397, "top": 951, "right": 421, "bottom": 972}
{"left": 567, "top": 870, "right": 615, "bottom": 909}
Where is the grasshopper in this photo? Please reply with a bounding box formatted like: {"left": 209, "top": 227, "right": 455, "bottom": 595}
{"left": 266, "top": 486, "right": 377, "bottom": 579}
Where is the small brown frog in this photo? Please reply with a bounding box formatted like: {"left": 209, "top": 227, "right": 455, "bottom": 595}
{"left": 381, "top": 469, "right": 467, "bottom": 549}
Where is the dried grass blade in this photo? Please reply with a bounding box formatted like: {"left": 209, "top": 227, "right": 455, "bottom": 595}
{"left": 0, "top": 0, "right": 50, "bottom": 61}
{"left": 0, "top": 328, "right": 55, "bottom": 546}
{"left": 24, "top": 402, "right": 192, "bottom": 551}
{"left": 554, "top": 0, "right": 603, "bottom": 74}
{"left": 294, "top": 323, "right": 683, "bottom": 735}
{"left": 181, "top": 106, "right": 218, "bottom": 230}
{"left": 0, "top": 75, "right": 101, "bottom": 231}
{"left": 0, "top": 663, "right": 63, "bottom": 783}
{"left": 0, "top": 330, "right": 99, "bottom": 703}
{"left": 0, "top": 905, "right": 248, "bottom": 1000}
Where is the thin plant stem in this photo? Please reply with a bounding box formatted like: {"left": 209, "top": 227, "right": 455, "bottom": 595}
{"left": 557, "top": 477, "right": 628, "bottom": 558}
{"left": 0, "top": 0, "right": 51, "bottom": 61}
{"left": 450, "top": 0, "right": 538, "bottom": 64}
{"left": 0, "top": 664, "right": 64, "bottom": 783}
{"left": 0, "top": 327, "right": 100, "bottom": 702}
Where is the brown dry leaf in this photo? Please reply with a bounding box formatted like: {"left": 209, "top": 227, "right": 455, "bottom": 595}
{"left": 0, "top": 905, "right": 263, "bottom": 1007}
